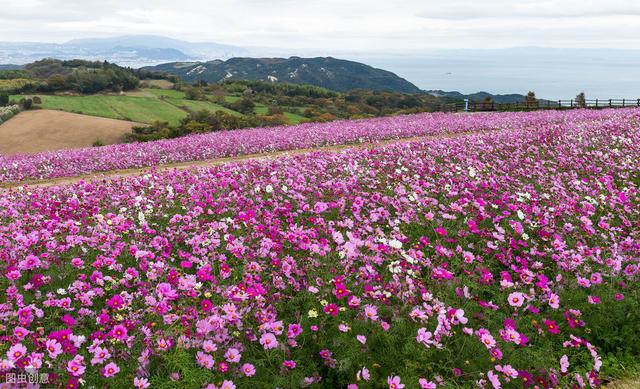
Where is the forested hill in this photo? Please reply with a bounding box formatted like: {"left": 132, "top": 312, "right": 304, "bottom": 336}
{"left": 142, "top": 57, "right": 422, "bottom": 93}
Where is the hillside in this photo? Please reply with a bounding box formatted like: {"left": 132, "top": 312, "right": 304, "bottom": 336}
{"left": 426, "top": 89, "right": 535, "bottom": 104}
{"left": 143, "top": 57, "right": 422, "bottom": 93}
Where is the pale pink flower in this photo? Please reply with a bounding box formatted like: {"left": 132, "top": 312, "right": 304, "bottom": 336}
{"left": 242, "top": 363, "right": 256, "bottom": 377}
{"left": 388, "top": 375, "right": 405, "bottom": 389}
{"left": 507, "top": 292, "right": 525, "bottom": 307}
{"left": 259, "top": 332, "right": 278, "bottom": 350}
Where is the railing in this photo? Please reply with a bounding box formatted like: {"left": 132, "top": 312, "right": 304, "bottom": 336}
{"left": 438, "top": 99, "right": 640, "bottom": 113}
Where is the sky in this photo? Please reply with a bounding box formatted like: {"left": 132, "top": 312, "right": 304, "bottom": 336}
{"left": 1, "top": 0, "right": 640, "bottom": 51}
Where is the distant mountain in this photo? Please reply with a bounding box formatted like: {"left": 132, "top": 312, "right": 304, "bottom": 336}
{"left": 143, "top": 57, "right": 422, "bottom": 93}
{"left": 0, "top": 64, "right": 23, "bottom": 70}
{"left": 0, "top": 35, "right": 247, "bottom": 67}
{"left": 426, "top": 90, "right": 532, "bottom": 103}
{"left": 64, "top": 35, "right": 247, "bottom": 59}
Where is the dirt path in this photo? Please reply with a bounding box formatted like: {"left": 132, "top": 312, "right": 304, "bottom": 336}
{"left": 2, "top": 130, "right": 488, "bottom": 189}
{"left": 0, "top": 110, "right": 143, "bottom": 155}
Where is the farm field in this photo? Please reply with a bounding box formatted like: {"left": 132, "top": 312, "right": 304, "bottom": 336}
{"left": 0, "top": 109, "right": 142, "bottom": 154}
{"left": 0, "top": 109, "right": 638, "bottom": 388}
{"left": 10, "top": 88, "right": 308, "bottom": 127}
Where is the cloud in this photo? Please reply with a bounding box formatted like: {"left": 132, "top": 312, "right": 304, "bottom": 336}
{"left": 415, "top": 1, "right": 640, "bottom": 20}
{"left": 0, "top": 0, "right": 638, "bottom": 50}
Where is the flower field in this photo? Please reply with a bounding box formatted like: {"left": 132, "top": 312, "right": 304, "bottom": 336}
{"left": 0, "top": 109, "right": 618, "bottom": 184}
{"left": 0, "top": 109, "right": 639, "bottom": 388}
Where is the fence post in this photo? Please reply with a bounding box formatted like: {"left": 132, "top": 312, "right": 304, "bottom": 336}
{"left": 570, "top": 99, "right": 574, "bottom": 108}
{"left": 609, "top": 99, "right": 612, "bottom": 108}
{"left": 595, "top": 99, "right": 598, "bottom": 108}
{"left": 558, "top": 100, "right": 561, "bottom": 110}
{"left": 623, "top": 99, "right": 625, "bottom": 107}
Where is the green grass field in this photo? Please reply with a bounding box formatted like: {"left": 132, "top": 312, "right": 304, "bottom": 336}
{"left": 11, "top": 89, "right": 307, "bottom": 126}
{"left": 165, "top": 98, "right": 243, "bottom": 117}
{"left": 11, "top": 94, "right": 187, "bottom": 126}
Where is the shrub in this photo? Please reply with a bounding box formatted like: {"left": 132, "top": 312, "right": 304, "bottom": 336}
{"left": 20, "top": 98, "right": 33, "bottom": 110}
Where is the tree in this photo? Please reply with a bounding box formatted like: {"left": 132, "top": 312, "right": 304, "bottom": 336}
{"left": 185, "top": 86, "right": 205, "bottom": 100}
{"left": 0, "top": 93, "right": 8, "bottom": 107}
{"left": 525, "top": 91, "right": 537, "bottom": 108}
{"left": 575, "top": 92, "right": 586, "bottom": 108}
{"left": 21, "top": 98, "right": 33, "bottom": 110}
{"left": 228, "top": 98, "right": 255, "bottom": 115}
{"left": 481, "top": 96, "right": 494, "bottom": 110}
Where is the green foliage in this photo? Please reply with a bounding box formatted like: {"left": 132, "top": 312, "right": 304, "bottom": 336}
{"left": 0, "top": 92, "right": 8, "bottom": 107}
{"left": 226, "top": 97, "right": 256, "bottom": 115}
{"left": 14, "top": 59, "right": 141, "bottom": 94}
{"left": 21, "top": 97, "right": 33, "bottom": 110}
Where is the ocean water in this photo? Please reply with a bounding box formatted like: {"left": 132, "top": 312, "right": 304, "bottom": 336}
{"left": 348, "top": 48, "right": 640, "bottom": 100}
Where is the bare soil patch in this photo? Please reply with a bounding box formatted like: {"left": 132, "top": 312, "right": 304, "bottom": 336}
{"left": 0, "top": 109, "right": 142, "bottom": 155}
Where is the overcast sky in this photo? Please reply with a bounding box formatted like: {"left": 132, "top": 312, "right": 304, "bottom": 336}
{"left": 1, "top": 0, "right": 639, "bottom": 51}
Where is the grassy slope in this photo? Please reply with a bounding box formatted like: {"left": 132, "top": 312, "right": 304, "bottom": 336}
{"left": 11, "top": 88, "right": 307, "bottom": 125}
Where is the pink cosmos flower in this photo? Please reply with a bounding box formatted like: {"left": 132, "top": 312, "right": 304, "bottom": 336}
{"left": 196, "top": 351, "right": 215, "bottom": 369}
{"left": 157, "top": 282, "right": 178, "bottom": 300}
{"left": 200, "top": 299, "right": 213, "bottom": 311}
{"left": 287, "top": 323, "right": 303, "bottom": 338}
{"left": 111, "top": 324, "right": 128, "bottom": 340}
{"left": 419, "top": 378, "right": 437, "bottom": 389}
{"left": 45, "top": 338, "right": 63, "bottom": 359}
{"left": 13, "top": 327, "right": 29, "bottom": 341}
{"left": 560, "top": 355, "right": 570, "bottom": 374}
{"left": 324, "top": 303, "right": 339, "bottom": 316}
{"left": 219, "top": 380, "right": 236, "bottom": 389}
{"left": 507, "top": 292, "right": 525, "bottom": 307}
{"left": 259, "top": 333, "right": 278, "bottom": 350}
{"left": 417, "top": 328, "right": 434, "bottom": 347}
{"left": 202, "top": 340, "right": 217, "bottom": 353}
{"left": 224, "top": 348, "right": 241, "bottom": 363}
{"left": 91, "top": 347, "right": 111, "bottom": 365}
{"left": 544, "top": 319, "right": 560, "bottom": 334}
{"left": 282, "top": 360, "right": 296, "bottom": 369}
{"left": 334, "top": 283, "right": 349, "bottom": 299}
{"left": 67, "top": 355, "right": 86, "bottom": 377}
{"left": 7, "top": 343, "right": 27, "bottom": 362}
{"left": 548, "top": 293, "right": 560, "bottom": 309}
{"left": 134, "top": 377, "right": 150, "bottom": 389}
{"left": 356, "top": 335, "right": 367, "bottom": 344}
{"left": 319, "top": 349, "right": 332, "bottom": 359}
{"left": 313, "top": 202, "right": 328, "bottom": 214}
{"left": 106, "top": 295, "right": 124, "bottom": 310}
{"left": 364, "top": 305, "right": 378, "bottom": 321}
{"left": 242, "top": 363, "right": 256, "bottom": 376}
{"left": 357, "top": 367, "right": 370, "bottom": 381}
{"left": 388, "top": 375, "right": 405, "bottom": 389}
{"left": 434, "top": 227, "right": 448, "bottom": 236}
{"left": 480, "top": 333, "right": 497, "bottom": 349}
{"left": 102, "top": 362, "right": 120, "bottom": 377}
{"left": 487, "top": 370, "right": 501, "bottom": 388}
{"left": 347, "top": 296, "right": 361, "bottom": 308}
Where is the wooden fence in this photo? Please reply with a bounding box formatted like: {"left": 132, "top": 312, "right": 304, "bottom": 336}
{"left": 439, "top": 98, "right": 640, "bottom": 113}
